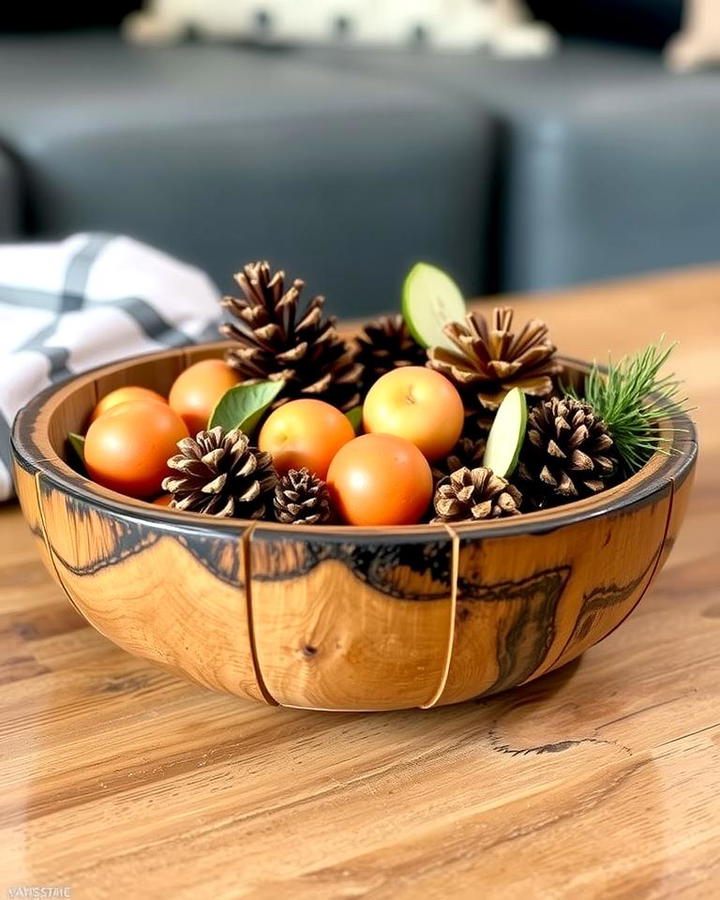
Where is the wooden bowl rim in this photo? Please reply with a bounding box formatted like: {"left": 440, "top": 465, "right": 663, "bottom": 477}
{"left": 11, "top": 344, "right": 698, "bottom": 538}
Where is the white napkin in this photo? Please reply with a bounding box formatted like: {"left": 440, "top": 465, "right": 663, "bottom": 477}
{"left": 0, "top": 233, "right": 221, "bottom": 501}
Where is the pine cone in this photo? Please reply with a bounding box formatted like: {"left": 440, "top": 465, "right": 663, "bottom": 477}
{"left": 220, "top": 261, "right": 363, "bottom": 412}
{"left": 432, "top": 436, "right": 487, "bottom": 482}
{"left": 273, "top": 468, "right": 331, "bottom": 525}
{"left": 428, "top": 307, "right": 561, "bottom": 411}
{"left": 163, "top": 426, "right": 277, "bottom": 518}
{"left": 432, "top": 466, "right": 522, "bottom": 523}
{"left": 518, "top": 396, "right": 618, "bottom": 506}
{"left": 355, "top": 314, "right": 427, "bottom": 390}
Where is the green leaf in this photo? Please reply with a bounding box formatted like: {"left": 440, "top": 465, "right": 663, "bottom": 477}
{"left": 67, "top": 432, "right": 85, "bottom": 468}
{"left": 345, "top": 406, "right": 363, "bottom": 434}
{"left": 208, "top": 380, "right": 285, "bottom": 436}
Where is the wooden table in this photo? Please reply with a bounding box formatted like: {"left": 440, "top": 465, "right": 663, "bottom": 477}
{"left": 2, "top": 267, "right": 719, "bottom": 899}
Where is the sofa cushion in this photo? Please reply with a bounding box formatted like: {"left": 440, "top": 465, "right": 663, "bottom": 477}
{"left": 0, "top": 147, "right": 21, "bottom": 239}
{"left": 0, "top": 32, "right": 495, "bottom": 318}
{"left": 315, "top": 40, "right": 720, "bottom": 292}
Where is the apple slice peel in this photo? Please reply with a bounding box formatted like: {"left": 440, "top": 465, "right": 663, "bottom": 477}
{"left": 482, "top": 387, "right": 528, "bottom": 479}
{"left": 402, "top": 263, "right": 467, "bottom": 351}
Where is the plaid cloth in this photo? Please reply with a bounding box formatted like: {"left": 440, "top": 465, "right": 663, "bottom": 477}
{"left": 0, "top": 233, "right": 222, "bottom": 501}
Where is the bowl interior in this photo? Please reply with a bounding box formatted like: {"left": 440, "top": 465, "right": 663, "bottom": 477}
{"left": 13, "top": 343, "right": 696, "bottom": 536}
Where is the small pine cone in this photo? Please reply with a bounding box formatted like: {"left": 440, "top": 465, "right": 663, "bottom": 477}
{"left": 274, "top": 468, "right": 332, "bottom": 525}
{"left": 518, "top": 396, "right": 618, "bottom": 506}
{"left": 220, "top": 261, "right": 363, "bottom": 412}
{"left": 163, "top": 426, "right": 277, "bottom": 518}
{"left": 432, "top": 466, "right": 522, "bottom": 523}
{"left": 428, "top": 307, "right": 562, "bottom": 411}
{"left": 432, "top": 436, "right": 487, "bottom": 482}
{"left": 355, "top": 314, "right": 427, "bottom": 390}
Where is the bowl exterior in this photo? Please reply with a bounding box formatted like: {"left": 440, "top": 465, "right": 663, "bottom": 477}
{"left": 12, "top": 443, "right": 695, "bottom": 711}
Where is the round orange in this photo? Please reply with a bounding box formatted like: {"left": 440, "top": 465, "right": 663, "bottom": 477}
{"left": 152, "top": 493, "right": 174, "bottom": 507}
{"left": 91, "top": 385, "right": 167, "bottom": 422}
{"left": 84, "top": 400, "right": 189, "bottom": 499}
{"left": 326, "top": 433, "right": 433, "bottom": 526}
{"left": 168, "top": 359, "right": 241, "bottom": 436}
{"left": 362, "top": 366, "right": 464, "bottom": 462}
{"left": 259, "top": 398, "right": 355, "bottom": 480}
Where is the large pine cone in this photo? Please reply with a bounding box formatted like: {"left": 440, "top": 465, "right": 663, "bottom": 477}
{"left": 163, "top": 426, "right": 277, "bottom": 518}
{"left": 432, "top": 466, "right": 522, "bottom": 523}
{"left": 355, "top": 314, "right": 427, "bottom": 391}
{"left": 273, "top": 468, "right": 331, "bottom": 525}
{"left": 518, "top": 396, "right": 618, "bottom": 506}
{"left": 220, "top": 261, "right": 362, "bottom": 412}
{"left": 428, "top": 307, "right": 561, "bottom": 411}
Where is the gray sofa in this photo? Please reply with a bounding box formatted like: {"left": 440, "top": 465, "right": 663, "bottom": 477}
{"left": 1, "top": 26, "right": 718, "bottom": 316}
{"left": 325, "top": 41, "right": 720, "bottom": 293}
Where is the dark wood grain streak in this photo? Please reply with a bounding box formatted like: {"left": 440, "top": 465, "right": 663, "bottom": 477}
{"left": 249, "top": 537, "right": 451, "bottom": 600}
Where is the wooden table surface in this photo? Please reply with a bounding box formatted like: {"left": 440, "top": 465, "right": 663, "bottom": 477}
{"left": 2, "top": 267, "right": 719, "bottom": 899}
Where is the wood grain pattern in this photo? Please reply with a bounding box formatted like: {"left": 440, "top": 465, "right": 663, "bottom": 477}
{"left": 249, "top": 527, "right": 456, "bottom": 709}
{"left": 35, "top": 479, "right": 265, "bottom": 702}
{"left": 438, "top": 487, "right": 674, "bottom": 705}
{"left": 1, "top": 266, "right": 718, "bottom": 897}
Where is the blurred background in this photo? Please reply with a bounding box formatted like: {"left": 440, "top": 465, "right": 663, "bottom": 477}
{"left": 1, "top": 0, "right": 718, "bottom": 317}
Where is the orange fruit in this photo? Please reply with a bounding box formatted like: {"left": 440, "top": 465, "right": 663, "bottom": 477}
{"left": 91, "top": 385, "right": 167, "bottom": 422}
{"left": 326, "top": 433, "right": 433, "bottom": 526}
{"left": 152, "top": 493, "right": 174, "bottom": 507}
{"left": 169, "top": 359, "right": 241, "bottom": 436}
{"left": 84, "top": 400, "right": 189, "bottom": 499}
{"left": 362, "top": 366, "right": 464, "bottom": 462}
{"left": 258, "top": 398, "right": 355, "bottom": 480}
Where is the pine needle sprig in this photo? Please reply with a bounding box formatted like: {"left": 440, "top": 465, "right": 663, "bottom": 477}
{"left": 568, "top": 337, "right": 692, "bottom": 474}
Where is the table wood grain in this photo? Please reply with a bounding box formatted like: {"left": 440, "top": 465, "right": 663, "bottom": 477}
{"left": 1, "top": 266, "right": 719, "bottom": 899}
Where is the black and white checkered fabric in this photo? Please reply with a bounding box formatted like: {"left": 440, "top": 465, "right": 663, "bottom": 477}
{"left": 0, "top": 233, "right": 222, "bottom": 501}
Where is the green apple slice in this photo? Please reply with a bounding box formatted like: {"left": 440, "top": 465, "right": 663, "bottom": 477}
{"left": 402, "top": 262, "right": 466, "bottom": 350}
{"left": 483, "top": 387, "right": 528, "bottom": 478}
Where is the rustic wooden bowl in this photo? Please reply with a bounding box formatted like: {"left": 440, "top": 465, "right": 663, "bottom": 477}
{"left": 11, "top": 343, "right": 696, "bottom": 711}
